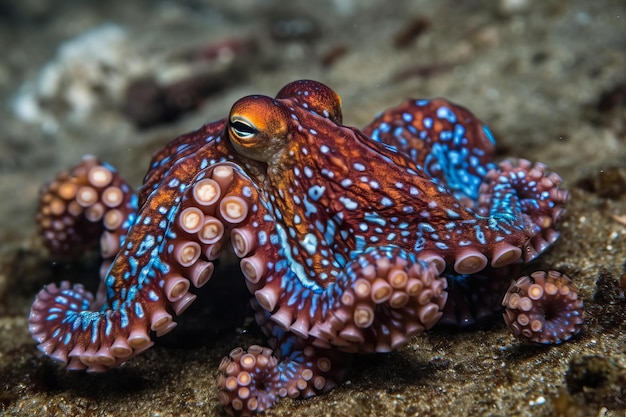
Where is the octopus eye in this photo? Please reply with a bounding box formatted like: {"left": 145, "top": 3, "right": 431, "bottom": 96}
{"left": 228, "top": 95, "right": 289, "bottom": 162}
{"left": 229, "top": 119, "right": 257, "bottom": 140}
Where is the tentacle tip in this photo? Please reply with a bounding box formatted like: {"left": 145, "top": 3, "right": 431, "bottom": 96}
{"left": 502, "top": 270, "right": 583, "bottom": 345}
{"left": 218, "top": 345, "right": 282, "bottom": 415}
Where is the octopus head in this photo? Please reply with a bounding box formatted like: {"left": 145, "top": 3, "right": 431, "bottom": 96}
{"left": 227, "top": 80, "right": 343, "bottom": 164}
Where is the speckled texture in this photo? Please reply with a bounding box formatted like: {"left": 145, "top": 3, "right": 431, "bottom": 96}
{"left": 1, "top": 0, "right": 625, "bottom": 416}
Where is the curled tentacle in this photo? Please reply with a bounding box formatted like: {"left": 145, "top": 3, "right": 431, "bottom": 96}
{"left": 477, "top": 158, "right": 569, "bottom": 262}
{"left": 218, "top": 336, "right": 349, "bottom": 416}
{"left": 218, "top": 345, "right": 280, "bottom": 416}
{"left": 309, "top": 246, "right": 448, "bottom": 353}
{"left": 37, "top": 155, "right": 137, "bottom": 261}
{"left": 502, "top": 270, "right": 583, "bottom": 344}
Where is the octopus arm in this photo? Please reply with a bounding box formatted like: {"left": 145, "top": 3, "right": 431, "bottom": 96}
{"left": 219, "top": 245, "right": 448, "bottom": 414}
{"left": 30, "top": 140, "right": 259, "bottom": 371}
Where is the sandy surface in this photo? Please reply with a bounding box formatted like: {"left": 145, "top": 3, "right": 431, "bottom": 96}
{"left": 1, "top": 0, "right": 625, "bottom": 416}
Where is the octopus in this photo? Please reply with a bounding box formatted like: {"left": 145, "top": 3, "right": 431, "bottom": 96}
{"left": 29, "top": 80, "right": 572, "bottom": 415}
